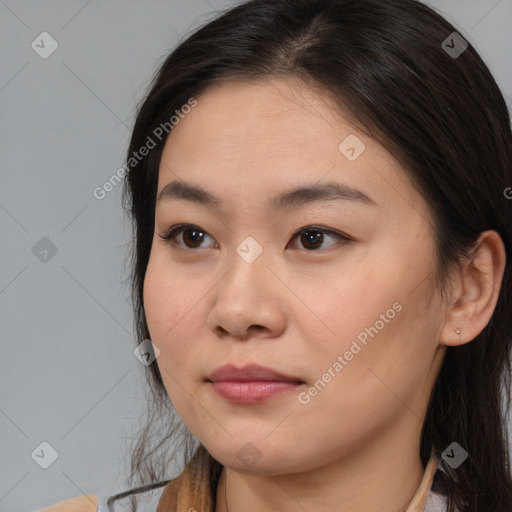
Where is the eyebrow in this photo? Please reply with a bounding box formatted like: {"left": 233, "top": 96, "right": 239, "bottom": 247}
{"left": 156, "top": 180, "right": 378, "bottom": 211}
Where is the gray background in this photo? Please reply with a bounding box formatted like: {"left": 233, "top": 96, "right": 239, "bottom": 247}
{"left": 1, "top": 1, "right": 511, "bottom": 511}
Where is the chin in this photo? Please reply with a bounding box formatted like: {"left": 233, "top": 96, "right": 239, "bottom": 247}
{"left": 206, "top": 439, "right": 306, "bottom": 475}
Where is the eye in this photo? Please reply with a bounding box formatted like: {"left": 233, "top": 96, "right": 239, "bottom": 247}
{"left": 158, "top": 224, "right": 351, "bottom": 251}
{"left": 158, "top": 223, "right": 217, "bottom": 250}
{"left": 287, "top": 226, "right": 351, "bottom": 251}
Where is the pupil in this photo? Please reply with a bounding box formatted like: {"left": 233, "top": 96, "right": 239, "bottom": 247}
{"left": 303, "top": 231, "right": 322, "bottom": 248}
{"left": 186, "top": 229, "right": 203, "bottom": 246}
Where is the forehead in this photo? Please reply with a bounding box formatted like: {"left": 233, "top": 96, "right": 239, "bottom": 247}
{"left": 165, "top": 78, "right": 358, "bottom": 157}
{"left": 157, "top": 77, "right": 429, "bottom": 220}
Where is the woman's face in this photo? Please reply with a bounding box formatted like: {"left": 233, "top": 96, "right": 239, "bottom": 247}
{"left": 143, "top": 78, "right": 448, "bottom": 474}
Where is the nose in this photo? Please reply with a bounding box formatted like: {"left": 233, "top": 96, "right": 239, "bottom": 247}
{"left": 206, "top": 247, "right": 287, "bottom": 341}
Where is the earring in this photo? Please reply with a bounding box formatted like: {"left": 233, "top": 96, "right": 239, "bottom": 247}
{"left": 454, "top": 328, "right": 461, "bottom": 334}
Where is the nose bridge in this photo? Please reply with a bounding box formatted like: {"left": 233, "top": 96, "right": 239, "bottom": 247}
{"left": 222, "top": 235, "right": 270, "bottom": 300}
{"left": 234, "top": 233, "right": 266, "bottom": 267}
{"left": 207, "top": 236, "right": 286, "bottom": 338}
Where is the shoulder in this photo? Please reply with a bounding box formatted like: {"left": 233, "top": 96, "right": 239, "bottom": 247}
{"left": 98, "top": 473, "right": 184, "bottom": 512}
{"left": 36, "top": 494, "right": 98, "bottom": 512}
{"left": 98, "top": 482, "right": 168, "bottom": 512}
{"left": 35, "top": 475, "right": 179, "bottom": 512}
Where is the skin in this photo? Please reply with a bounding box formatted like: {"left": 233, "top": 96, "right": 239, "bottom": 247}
{"left": 143, "top": 77, "right": 506, "bottom": 512}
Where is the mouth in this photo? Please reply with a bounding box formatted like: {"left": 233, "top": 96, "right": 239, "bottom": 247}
{"left": 207, "top": 363, "right": 305, "bottom": 403}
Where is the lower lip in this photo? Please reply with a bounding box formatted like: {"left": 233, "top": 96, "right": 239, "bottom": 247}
{"left": 209, "top": 380, "right": 302, "bottom": 403}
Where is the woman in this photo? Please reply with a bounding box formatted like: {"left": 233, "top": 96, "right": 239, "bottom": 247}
{"left": 41, "top": 0, "right": 512, "bottom": 511}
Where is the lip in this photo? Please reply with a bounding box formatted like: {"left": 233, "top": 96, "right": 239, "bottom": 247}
{"left": 207, "top": 364, "right": 305, "bottom": 403}
{"left": 208, "top": 363, "right": 303, "bottom": 383}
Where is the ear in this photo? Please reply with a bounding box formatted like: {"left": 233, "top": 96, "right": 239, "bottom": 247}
{"left": 439, "top": 230, "right": 506, "bottom": 347}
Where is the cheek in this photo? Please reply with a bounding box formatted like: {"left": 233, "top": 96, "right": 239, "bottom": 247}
{"left": 308, "top": 280, "right": 440, "bottom": 436}
{"left": 142, "top": 248, "right": 209, "bottom": 400}
{"left": 143, "top": 247, "right": 200, "bottom": 339}
{"left": 301, "top": 246, "right": 440, "bottom": 411}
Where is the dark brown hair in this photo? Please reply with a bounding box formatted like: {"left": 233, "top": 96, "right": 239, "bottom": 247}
{"left": 109, "top": 0, "right": 512, "bottom": 510}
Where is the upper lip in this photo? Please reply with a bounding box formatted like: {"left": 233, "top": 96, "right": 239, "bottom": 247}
{"left": 207, "top": 364, "right": 304, "bottom": 383}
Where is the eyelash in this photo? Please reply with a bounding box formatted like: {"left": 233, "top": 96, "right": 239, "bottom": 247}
{"left": 158, "top": 223, "right": 352, "bottom": 252}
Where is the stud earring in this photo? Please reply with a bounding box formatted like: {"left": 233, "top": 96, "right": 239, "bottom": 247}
{"left": 454, "top": 328, "right": 461, "bottom": 334}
